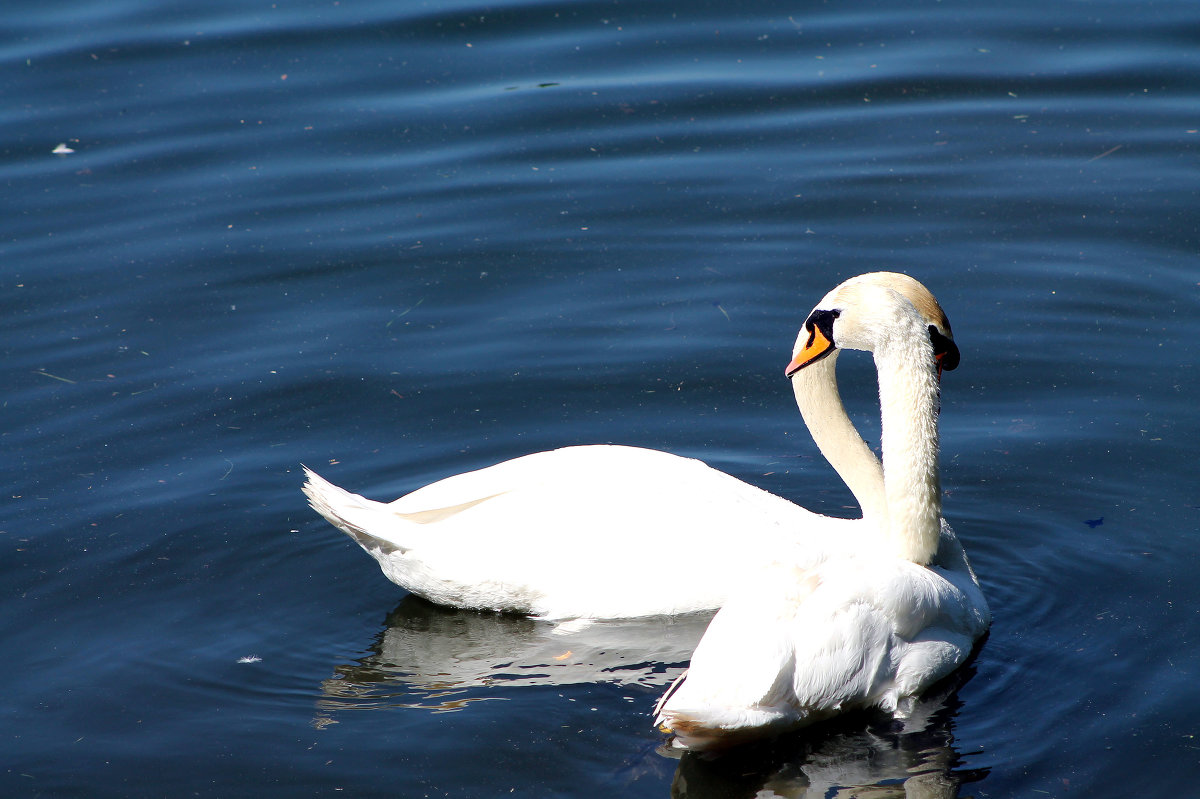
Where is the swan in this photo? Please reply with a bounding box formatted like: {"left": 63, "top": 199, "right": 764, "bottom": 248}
{"left": 300, "top": 272, "right": 956, "bottom": 621}
{"left": 654, "top": 273, "right": 991, "bottom": 750}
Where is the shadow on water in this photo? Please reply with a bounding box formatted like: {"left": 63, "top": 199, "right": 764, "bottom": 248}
{"left": 312, "top": 595, "right": 713, "bottom": 722}
{"left": 660, "top": 656, "right": 989, "bottom": 799}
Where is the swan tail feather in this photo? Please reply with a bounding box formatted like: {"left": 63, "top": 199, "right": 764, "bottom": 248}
{"left": 301, "top": 466, "right": 407, "bottom": 555}
{"left": 652, "top": 669, "right": 689, "bottom": 721}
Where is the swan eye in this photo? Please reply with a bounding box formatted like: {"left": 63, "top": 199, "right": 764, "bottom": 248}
{"left": 805, "top": 309, "right": 840, "bottom": 347}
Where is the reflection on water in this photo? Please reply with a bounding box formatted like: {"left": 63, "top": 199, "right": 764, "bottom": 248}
{"left": 665, "top": 662, "right": 986, "bottom": 799}
{"left": 313, "top": 594, "right": 987, "bottom": 799}
{"left": 314, "top": 596, "right": 712, "bottom": 722}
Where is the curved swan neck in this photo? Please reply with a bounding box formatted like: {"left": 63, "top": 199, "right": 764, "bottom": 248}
{"left": 874, "top": 319, "right": 943, "bottom": 564}
{"left": 791, "top": 354, "right": 888, "bottom": 529}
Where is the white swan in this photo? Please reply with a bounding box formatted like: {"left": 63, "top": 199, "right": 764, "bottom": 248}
{"left": 300, "top": 272, "right": 956, "bottom": 621}
{"left": 654, "top": 273, "right": 991, "bottom": 750}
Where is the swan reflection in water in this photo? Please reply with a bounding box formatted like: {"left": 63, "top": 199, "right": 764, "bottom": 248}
{"left": 662, "top": 658, "right": 988, "bottom": 799}
{"left": 313, "top": 595, "right": 712, "bottom": 720}
{"left": 313, "top": 597, "right": 985, "bottom": 798}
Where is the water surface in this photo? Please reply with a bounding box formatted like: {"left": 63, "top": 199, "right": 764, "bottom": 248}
{"left": 3, "top": 0, "right": 1199, "bottom": 795}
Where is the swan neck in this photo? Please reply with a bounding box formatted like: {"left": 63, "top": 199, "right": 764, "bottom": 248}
{"left": 792, "top": 355, "right": 888, "bottom": 529}
{"left": 875, "top": 332, "right": 943, "bottom": 564}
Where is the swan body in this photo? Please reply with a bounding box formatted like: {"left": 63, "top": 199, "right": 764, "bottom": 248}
{"left": 655, "top": 273, "right": 990, "bottom": 750}
{"left": 303, "top": 444, "right": 865, "bottom": 620}
{"left": 303, "top": 276, "right": 911, "bottom": 621}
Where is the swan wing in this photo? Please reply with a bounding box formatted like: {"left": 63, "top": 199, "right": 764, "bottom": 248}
{"left": 654, "top": 569, "right": 807, "bottom": 748}
{"left": 655, "top": 561, "right": 869, "bottom": 747}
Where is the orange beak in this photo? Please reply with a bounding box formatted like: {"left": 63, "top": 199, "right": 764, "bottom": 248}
{"left": 785, "top": 322, "right": 835, "bottom": 377}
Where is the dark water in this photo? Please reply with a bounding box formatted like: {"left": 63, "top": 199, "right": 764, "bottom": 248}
{"left": 4, "top": 0, "right": 1199, "bottom": 795}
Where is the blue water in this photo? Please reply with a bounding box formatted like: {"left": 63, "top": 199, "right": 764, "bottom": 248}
{"left": 4, "top": 0, "right": 1199, "bottom": 795}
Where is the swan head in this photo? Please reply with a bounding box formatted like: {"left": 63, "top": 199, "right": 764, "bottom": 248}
{"left": 784, "top": 273, "right": 956, "bottom": 564}
{"left": 785, "top": 272, "right": 959, "bottom": 379}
